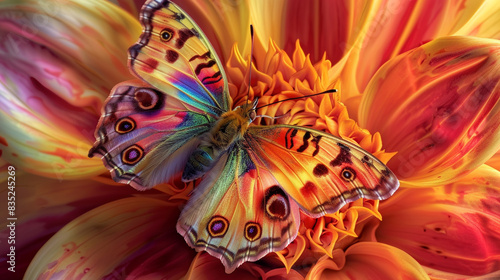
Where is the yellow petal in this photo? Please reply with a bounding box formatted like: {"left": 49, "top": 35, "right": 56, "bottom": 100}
{"left": 25, "top": 197, "right": 193, "bottom": 279}
{"left": 455, "top": 1, "right": 500, "bottom": 39}
{"left": 0, "top": 0, "right": 140, "bottom": 179}
{"left": 360, "top": 36, "right": 500, "bottom": 186}
{"left": 306, "top": 242, "right": 429, "bottom": 280}
{"left": 377, "top": 165, "right": 500, "bottom": 278}
{"left": 175, "top": 0, "right": 251, "bottom": 63}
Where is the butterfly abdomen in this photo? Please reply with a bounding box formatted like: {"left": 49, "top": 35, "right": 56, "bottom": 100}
{"left": 182, "top": 144, "right": 217, "bottom": 181}
{"left": 182, "top": 107, "right": 252, "bottom": 181}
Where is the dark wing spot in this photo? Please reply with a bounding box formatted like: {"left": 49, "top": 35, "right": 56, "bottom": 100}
{"left": 201, "top": 71, "right": 223, "bottom": 85}
{"left": 330, "top": 146, "right": 352, "bottom": 167}
{"left": 195, "top": 60, "right": 217, "bottom": 75}
{"left": 313, "top": 163, "right": 329, "bottom": 177}
{"left": 190, "top": 51, "right": 211, "bottom": 62}
{"left": 285, "top": 128, "right": 298, "bottom": 149}
{"left": 142, "top": 58, "right": 159, "bottom": 73}
{"left": 133, "top": 88, "right": 165, "bottom": 112}
{"left": 296, "top": 132, "right": 311, "bottom": 153}
{"left": 165, "top": 50, "right": 179, "bottom": 63}
{"left": 263, "top": 186, "right": 290, "bottom": 220}
{"left": 301, "top": 181, "right": 317, "bottom": 196}
{"left": 176, "top": 28, "right": 195, "bottom": 49}
{"left": 311, "top": 135, "right": 322, "bottom": 156}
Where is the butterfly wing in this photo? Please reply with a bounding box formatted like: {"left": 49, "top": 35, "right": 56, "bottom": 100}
{"left": 176, "top": 144, "right": 300, "bottom": 273}
{"left": 90, "top": 0, "right": 233, "bottom": 189}
{"left": 246, "top": 125, "right": 400, "bottom": 217}
{"left": 129, "top": 0, "right": 230, "bottom": 117}
{"left": 89, "top": 81, "right": 212, "bottom": 189}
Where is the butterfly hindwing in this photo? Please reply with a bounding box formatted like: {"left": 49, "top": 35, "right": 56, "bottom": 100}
{"left": 89, "top": 81, "right": 212, "bottom": 189}
{"left": 176, "top": 145, "right": 300, "bottom": 273}
{"left": 129, "top": 0, "right": 229, "bottom": 117}
{"left": 246, "top": 125, "right": 400, "bottom": 217}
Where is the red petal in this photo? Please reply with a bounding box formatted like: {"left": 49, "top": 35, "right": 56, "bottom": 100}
{"left": 377, "top": 165, "right": 500, "bottom": 277}
{"left": 360, "top": 36, "right": 500, "bottom": 185}
{"left": 24, "top": 197, "right": 192, "bottom": 279}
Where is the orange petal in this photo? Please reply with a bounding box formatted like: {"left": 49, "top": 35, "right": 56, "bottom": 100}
{"left": 110, "top": 0, "right": 144, "bottom": 18}
{"left": 344, "top": 0, "right": 489, "bottom": 95}
{"left": 486, "top": 148, "right": 500, "bottom": 171}
{"left": 306, "top": 242, "right": 429, "bottom": 280}
{"left": 377, "top": 165, "right": 500, "bottom": 277}
{"left": 0, "top": 174, "right": 150, "bottom": 276}
{"left": 0, "top": 0, "right": 140, "bottom": 179}
{"left": 360, "top": 36, "right": 500, "bottom": 185}
{"left": 24, "top": 197, "right": 193, "bottom": 279}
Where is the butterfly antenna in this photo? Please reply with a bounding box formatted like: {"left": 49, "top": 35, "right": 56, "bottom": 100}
{"left": 246, "top": 25, "right": 254, "bottom": 106}
{"left": 255, "top": 89, "right": 338, "bottom": 110}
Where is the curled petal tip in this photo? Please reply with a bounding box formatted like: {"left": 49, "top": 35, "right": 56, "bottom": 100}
{"left": 360, "top": 36, "right": 500, "bottom": 186}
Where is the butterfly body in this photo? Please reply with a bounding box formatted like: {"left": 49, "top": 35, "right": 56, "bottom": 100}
{"left": 183, "top": 101, "right": 257, "bottom": 181}
{"left": 89, "top": 0, "right": 400, "bottom": 273}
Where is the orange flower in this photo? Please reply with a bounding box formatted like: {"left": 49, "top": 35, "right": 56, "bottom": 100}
{"left": 1, "top": 0, "right": 500, "bottom": 279}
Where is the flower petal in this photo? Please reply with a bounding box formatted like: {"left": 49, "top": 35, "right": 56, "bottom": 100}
{"left": 360, "top": 36, "right": 500, "bottom": 185}
{"left": 376, "top": 165, "right": 500, "bottom": 277}
{"left": 0, "top": 173, "right": 148, "bottom": 277}
{"left": 486, "top": 148, "right": 500, "bottom": 171}
{"left": 279, "top": 0, "right": 378, "bottom": 64}
{"left": 109, "top": 0, "right": 144, "bottom": 18}
{"left": 306, "top": 242, "right": 429, "bottom": 280}
{"left": 344, "top": 0, "right": 491, "bottom": 96}
{"left": 455, "top": 1, "right": 500, "bottom": 39}
{"left": 24, "top": 197, "right": 192, "bottom": 279}
{"left": 174, "top": 0, "right": 251, "bottom": 64}
{"left": 184, "top": 252, "right": 263, "bottom": 280}
{"left": 0, "top": 0, "right": 140, "bottom": 179}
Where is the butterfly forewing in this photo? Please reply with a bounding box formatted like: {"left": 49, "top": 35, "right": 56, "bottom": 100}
{"left": 89, "top": 81, "right": 212, "bottom": 189}
{"left": 246, "top": 125, "right": 400, "bottom": 217}
{"left": 129, "top": 0, "right": 229, "bottom": 117}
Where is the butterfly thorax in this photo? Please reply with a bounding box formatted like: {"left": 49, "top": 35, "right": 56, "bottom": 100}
{"left": 182, "top": 101, "right": 257, "bottom": 182}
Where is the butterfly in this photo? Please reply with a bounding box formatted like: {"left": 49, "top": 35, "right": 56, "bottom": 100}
{"left": 89, "top": 0, "right": 399, "bottom": 273}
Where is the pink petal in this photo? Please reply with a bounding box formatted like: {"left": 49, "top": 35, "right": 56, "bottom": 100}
{"left": 377, "top": 165, "right": 500, "bottom": 277}
{"left": 24, "top": 197, "right": 192, "bottom": 279}
{"left": 0, "top": 0, "right": 140, "bottom": 179}
{"left": 360, "top": 36, "right": 500, "bottom": 185}
{"left": 0, "top": 174, "right": 149, "bottom": 277}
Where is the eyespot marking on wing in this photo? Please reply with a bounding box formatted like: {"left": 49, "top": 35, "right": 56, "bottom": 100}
{"left": 207, "top": 216, "right": 229, "bottom": 238}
